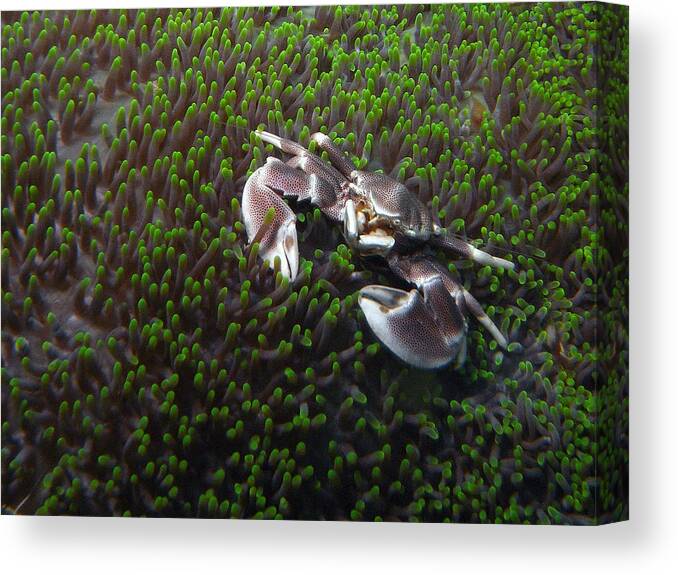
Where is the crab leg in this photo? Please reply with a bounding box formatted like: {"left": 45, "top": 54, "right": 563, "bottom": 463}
{"left": 309, "top": 132, "right": 356, "bottom": 179}
{"left": 431, "top": 231, "right": 515, "bottom": 271}
{"left": 256, "top": 130, "right": 346, "bottom": 189}
{"left": 358, "top": 276, "right": 466, "bottom": 369}
{"left": 461, "top": 289, "right": 508, "bottom": 349}
{"left": 257, "top": 130, "right": 356, "bottom": 183}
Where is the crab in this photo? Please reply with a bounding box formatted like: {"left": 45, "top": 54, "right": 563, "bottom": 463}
{"left": 242, "top": 130, "right": 514, "bottom": 369}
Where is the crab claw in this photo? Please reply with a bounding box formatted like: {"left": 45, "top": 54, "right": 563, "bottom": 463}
{"left": 242, "top": 168, "right": 299, "bottom": 280}
{"left": 358, "top": 282, "right": 465, "bottom": 369}
{"left": 261, "top": 218, "right": 299, "bottom": 280}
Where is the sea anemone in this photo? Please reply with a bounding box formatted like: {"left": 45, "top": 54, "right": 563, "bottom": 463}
{"left": 1, "top": 3, "right": 628, "bottom": 523}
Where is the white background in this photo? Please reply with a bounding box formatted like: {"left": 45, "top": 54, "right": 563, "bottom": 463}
{"left": 1, "top": 0, "right": 676, "bottom": 572}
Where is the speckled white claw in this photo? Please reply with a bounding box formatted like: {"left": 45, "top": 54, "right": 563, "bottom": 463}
{"left": 358, "top": 285, "right": 462, "bottom": 370}
{"left": 242, "top": 168, "right": 299, "bottom": 280}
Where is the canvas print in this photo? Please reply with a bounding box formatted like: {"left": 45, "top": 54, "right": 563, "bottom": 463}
{"left": 1, "top": 3, "right": 628, "bottom": 523}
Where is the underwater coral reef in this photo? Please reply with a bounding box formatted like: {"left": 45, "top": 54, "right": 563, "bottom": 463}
{"left": 1, "top": 3, "right": 628, "bottom": 523}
